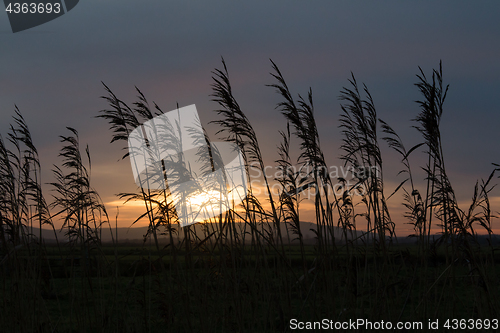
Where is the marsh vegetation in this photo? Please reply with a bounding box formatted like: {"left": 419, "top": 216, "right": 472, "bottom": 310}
{"left": 0, "top": 61, "right": 499, "bottom": 332}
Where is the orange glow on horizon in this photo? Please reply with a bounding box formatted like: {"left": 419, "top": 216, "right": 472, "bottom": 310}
{"left": 93, "top": 194, "right": 500, "bottom": 238}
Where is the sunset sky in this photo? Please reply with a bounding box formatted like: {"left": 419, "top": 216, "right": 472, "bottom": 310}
{"left": 1, "top": 1, "right": 500, "bottom": 235}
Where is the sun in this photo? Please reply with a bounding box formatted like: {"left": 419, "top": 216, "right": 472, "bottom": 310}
{"left": 173, "top": 189, "right": 228, "bottom": 224}
{"left": 185, "top": 189, "right": 224, "bottom": 209}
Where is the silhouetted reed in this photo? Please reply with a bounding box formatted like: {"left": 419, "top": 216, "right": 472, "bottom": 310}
{"left": 0, "top": 61, "right": 498, "bottom": 332}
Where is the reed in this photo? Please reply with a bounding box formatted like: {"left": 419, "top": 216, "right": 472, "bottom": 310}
{"left": 0, "top": 61, "right": 498, "bottom": 332}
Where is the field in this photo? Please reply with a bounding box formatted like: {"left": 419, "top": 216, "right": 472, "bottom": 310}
{"left": 1, "top": 241, "right": 499, "bottom": 332}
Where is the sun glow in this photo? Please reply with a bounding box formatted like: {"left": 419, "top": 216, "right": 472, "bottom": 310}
{"left": 174, "top": 189, "right": 231, "bottom": 225}
{"left": 185, "top": 189, "right": 225, "bottom": 210}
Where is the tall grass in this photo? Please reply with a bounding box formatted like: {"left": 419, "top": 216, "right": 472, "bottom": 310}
{"left": 0, "top": 61, "right": 498, "bottom": 332}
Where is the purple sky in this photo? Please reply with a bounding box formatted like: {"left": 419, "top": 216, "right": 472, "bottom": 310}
{"left": 2, "top": 1, "right": 500, "bottom": 234}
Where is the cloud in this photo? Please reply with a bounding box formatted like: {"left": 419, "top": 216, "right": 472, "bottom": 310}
{"left": 2, "top": 0, "right": 500, "bottom": 235}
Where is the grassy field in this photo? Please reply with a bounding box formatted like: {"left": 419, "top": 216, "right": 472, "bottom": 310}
{"left": 1, "top": 242, "right": 499, "bottom": 332}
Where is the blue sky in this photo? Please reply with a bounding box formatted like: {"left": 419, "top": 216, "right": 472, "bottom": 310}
{"left": 1, "top": 1, "right": 500, "bottom": 234}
